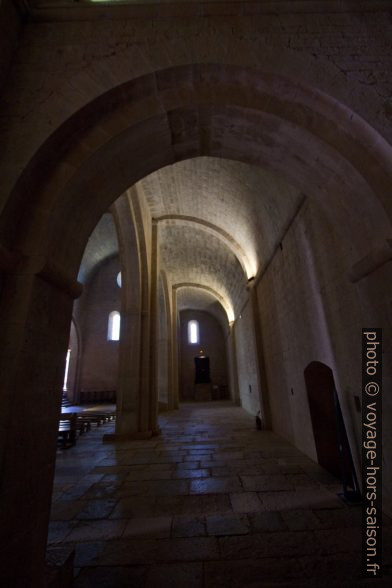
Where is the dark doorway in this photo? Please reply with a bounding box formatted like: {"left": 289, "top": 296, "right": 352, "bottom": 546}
{"left": 304, "top": 362, "right": 360, "bottom": 500}
{"left": 305, "top": 362, "right": 341, "bottom": 478}
{"left": 194, "top": 355, "right": 211, "bottom": 384}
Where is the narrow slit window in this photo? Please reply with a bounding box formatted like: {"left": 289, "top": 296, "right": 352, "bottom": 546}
{"left": 108, "top": 311, "right": 121, "bottom": 341}
{"left": 188, "top": 320, "right": 199, "bottom": 344}
{"left": 63, "top": 349, "right": 71, "bottom": 392}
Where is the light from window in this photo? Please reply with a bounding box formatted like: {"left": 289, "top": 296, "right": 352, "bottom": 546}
{"left": 63, "top": 349, "right": 71, "bottom": 392}
{"left": 117, "top": 272, "right": 122, "bottom": 287}
{"left": 188, "top": 320, "right": 199, "bottom": 344}
{"left": 108, "top": 311, "right": 121, "bottom": 341}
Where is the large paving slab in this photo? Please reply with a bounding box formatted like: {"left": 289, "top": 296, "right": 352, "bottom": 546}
{"left": 49, "top": 401, "right": 391, "bottom": 586}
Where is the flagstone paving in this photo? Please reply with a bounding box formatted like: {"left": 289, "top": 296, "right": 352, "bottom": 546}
{"left": 49, "top": 401, "right": 391, "bottom": 587}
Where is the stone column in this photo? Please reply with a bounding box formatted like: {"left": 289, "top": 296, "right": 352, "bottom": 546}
{"left": 0, "top": 264, "right": 79, "bottom": 586}
{"left": 137, "top": 305, "right": 151, "bottom": 434}
{"left": 148, "top": 220, "right": 160, "bottom": 433}
{"left": 166, "top": 335, "right": 174, "bottom": 410}
{"left": 171, "top": 287, "right": 180, "bottom": 409}
{"left": 115, "top": 308, "right": 141, "bottom": 435}
{"left": 247, "top": 280, "right": 272, "bottom": 429}
{"left": 228, "top": 324, "right": 241, "bottom": 405}
{"left": 110, "top": 193, "right": 152, "bottom": 440}
{"left": 166, "top": 287, "right": 175, "bottom": 411}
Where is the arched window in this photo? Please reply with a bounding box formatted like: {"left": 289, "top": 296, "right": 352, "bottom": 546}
{"left": 188, "top": 320, "right": 199, "bottom": 344}
{"left": 108, "top": 311, "right": 121, "bottom": 341}
{"left": 117, "top": 271, "right": 122, "bottom": 287}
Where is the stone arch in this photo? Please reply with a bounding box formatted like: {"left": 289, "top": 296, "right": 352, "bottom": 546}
{"left": 3, "top": 32, "right": 389, "bottom": 208}
{"left": 174, "top": 282, "right": 234, "bottom": 325}
{"left": 1, "top": 65, "right": 391, "bottom": 273}
{"left": 176, "top": 283, "right": 230, "bottom": 332}
{"left": 0, "top": 62, "right": 391, "bottom": 586}
{"left": 176, "top": 283, "right": 235, "bottom": 403}
{"left": 156, "top": 215, "right": 252, "bottom": 279}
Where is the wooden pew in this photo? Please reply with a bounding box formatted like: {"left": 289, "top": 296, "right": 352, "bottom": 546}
{"left": 57, "top": 414, "right": 77, "bottom": 448}
{"left": 58, "top": 410, "right": 116, "bottom": 448}
{"left": 77, "top": 416, "right": 91, "bottom": 434}
{"left": 79, "top": 412, "right": 116, "bottom": 427}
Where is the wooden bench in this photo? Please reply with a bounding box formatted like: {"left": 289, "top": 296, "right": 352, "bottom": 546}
{"left": 79, "top": 412, "right": 116, "bottom": 427}
{"left": 58, "top": 411, "right": 115, "bottom": 448}
{"left": 57, "top": 415, "right": 77, "bottom": 449}
{"left": 58, "top": 413, "right": 92, "bottom": 448}
{"left": 76, "top": 416, "right": 91, "bottom": 434}
{"left": 93, "top": 412, "right": 116, "bottom": 422}
{"left": 77, "top": 414, "right": 106, "bottom": 427}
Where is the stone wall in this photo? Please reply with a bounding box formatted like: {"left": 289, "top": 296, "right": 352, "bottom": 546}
{"left": 256, "top": 197, "right": 392, "bottom": 514}
{"left": 0, "top": 0, "right": 21, "bottom": 91}
{"left": 179, "top": 309, "right": 229, "bottom": 400}
{"left": 234, "top": 300, "right": 261, "bottom": 417}
{"left": 78, "top": 256, "right": 121, "bottom": 396}
{"left": 1, "top": 3, "right": 391, "bottom": 211}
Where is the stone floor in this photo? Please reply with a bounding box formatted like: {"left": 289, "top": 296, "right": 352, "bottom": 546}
{"left": 49, "top": 401, "right": 391, "bottom": 587}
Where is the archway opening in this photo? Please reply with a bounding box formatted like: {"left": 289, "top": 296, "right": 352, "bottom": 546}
{"left": 179, "top": 309, "right": 229, "bottom": 403}
{"left": 1, "top": 62, "right": 391, "bottom": 586}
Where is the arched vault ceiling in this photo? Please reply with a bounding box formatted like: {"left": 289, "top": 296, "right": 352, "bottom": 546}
{"left": 159, "top": 224, "right": 246, "bottom": 319}
{"left": 177, "top": 287, "right": 228, "bottom": 330}
{"left": 77, "top": 212, "right": 118, "bottom": 284}
{"left": 137, "top": 157, "right": 303, "bottom": 279}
